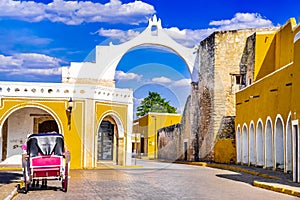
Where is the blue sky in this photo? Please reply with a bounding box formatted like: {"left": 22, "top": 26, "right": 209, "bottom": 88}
{"left": 0, "top": 0, "right": 299, "bottom": 116}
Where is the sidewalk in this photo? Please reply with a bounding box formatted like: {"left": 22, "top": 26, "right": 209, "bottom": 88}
{"left": 175, "top": 161, "right": 300, "bottom": 198}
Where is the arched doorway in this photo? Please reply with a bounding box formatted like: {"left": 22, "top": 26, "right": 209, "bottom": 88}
{"left": 1, "top": 107, "right": 60, "bottom": 164}
{"left": 249, "top": 122, "right": 255, "bottom": 165}
{"left": 97, "top": 120, "right": 115, "bottom": 161}
{"left": 236, "top": 125, "right": 241, "bottom": 163}
{"left": 275, "top": 116, "right": 284, "bottom": 170}
{"left": 97, "top": 114, "right": 125, "bottom": 166}
{"left": 256, "top": 121, "right": 264, "bottom": 166}
{"left": 242, "top": 125, "right": 248, "bottom": 165}
{"left": 286, "top": 113, "right": 292, "bottom": 172}
{"left": 265, "top": 119, "right": 273, "bottom": 168}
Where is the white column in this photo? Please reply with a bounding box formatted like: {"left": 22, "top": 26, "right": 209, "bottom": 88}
{"left": 84, "top": 99, "right": 95, "bottom": 168}
{"left": 126, "top": 102, "right": 133, "bottom": 166}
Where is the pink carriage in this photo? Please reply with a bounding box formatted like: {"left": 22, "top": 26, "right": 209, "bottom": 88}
{"left": 19, "top": 133, "right": 70, "bottom": 193}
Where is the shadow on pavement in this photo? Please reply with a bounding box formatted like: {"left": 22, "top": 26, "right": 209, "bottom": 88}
{"left": 216, "top": 173, "right": 257, "bottom": 185}
{"left": 0, "top": 171, "right": 22, "bottom": 184}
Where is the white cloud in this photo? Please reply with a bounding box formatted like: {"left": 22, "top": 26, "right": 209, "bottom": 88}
{"left": 165, "top": 27, "right": 216, "bottom": 47}
{"left": 150, "top": 76, "right": 191, "bottom": 87}
{"left": 95, "top": 12, "right": 274, "bottom": 48}
{"left": 115, "top": 70, "right": 142, "bottom": 81}
{"left": 96, "top": 28, "right": 140, "bottom": 43}
{"left": 0, "top": 53, "right": 63, "bottom": 76}
{"left": 209, "top": 13, "right": 273, "bottom": 30}
{"left": 152, "top": 76, "right": 172, "bottom": 84}
{"left": 133, "top": 97, "right": 143, "bottom": 105}
{"left": 172, "top": 78, "right": 191, "bottom": 87}
{"left": 0, "top": 0, "right": 155, "bottom": 25}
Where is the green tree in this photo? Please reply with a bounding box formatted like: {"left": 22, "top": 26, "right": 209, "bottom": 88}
{"left": 136, "top": 91, "right": 177, "bottom": 117}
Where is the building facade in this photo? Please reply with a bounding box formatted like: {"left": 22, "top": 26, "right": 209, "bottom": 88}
{"left": 235, "top": 18, "right": 300, "bottom": 182}
{"left": 132, "top": 112, "right": 181, "bottom": 159}
{"left": 0, "top": 81, "right": 133, "bottom": 169}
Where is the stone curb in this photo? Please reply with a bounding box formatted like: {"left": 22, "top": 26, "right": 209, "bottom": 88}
{"left": 253, "top": 181, "right": 300, "bottom": 198}
{"left": 3, "top": 187, "right": 18, "bottom": 200}
{"left": 0, "top": 168, "right": 22, "bottom": 171}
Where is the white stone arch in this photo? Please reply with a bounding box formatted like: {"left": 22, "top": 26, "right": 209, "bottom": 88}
{"left": 256, "top": 119, "right": 264, "bottom": 166}
{"left": 63, "top": 15, "right": 197, "bottom": 84}
{"left": 274, "top": 114, "right": 284, "bottom": 170}
{"left": 286, "top": 112, "right": 292, "bottom": 172}
{"left": 249, "top": 121, "right": 255, "bottom": 165}
{"left": 242, "top": 123, "right": 249, "bottom": 165}
{"left": 236, "top": 124, "right": 241, "bottom": 163}
{"left": 265, "top": 117, "right": 273, "bottom": 168}
{"left": 96, "top": 111, "right": 125, "bottom": 165}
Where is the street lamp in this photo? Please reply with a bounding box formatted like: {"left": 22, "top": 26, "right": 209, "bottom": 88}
{"left": 151, "top": 115, "right": 157, "bottom": 159}
{"left": 67, "top": 97, "right": 73, "bottom": 113}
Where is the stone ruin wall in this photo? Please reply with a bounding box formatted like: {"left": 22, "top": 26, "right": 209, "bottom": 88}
{"left": 158, "top": 28, "right": 274, "bottom": 163}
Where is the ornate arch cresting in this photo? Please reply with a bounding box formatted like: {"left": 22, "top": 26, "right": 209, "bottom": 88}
{"left": 96, "top": 15, "right": 197, "bottom": 78}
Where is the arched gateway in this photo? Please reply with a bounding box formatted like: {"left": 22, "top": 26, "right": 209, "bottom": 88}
{"left": 62, "top": 15, "right": 197, "bottom": 86}
{"left": 0, "top": 16, "right": 197, "bottom": 168}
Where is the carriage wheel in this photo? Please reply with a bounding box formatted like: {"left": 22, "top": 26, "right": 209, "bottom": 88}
{"left": 62, "top": 163, "right": 69, "bottom": 192}
{"left": 23, "top": 166, "right": 29, "bottom": 193}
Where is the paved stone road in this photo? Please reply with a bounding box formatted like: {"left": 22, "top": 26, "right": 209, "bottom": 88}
{"left": 8, "top": 160, "right": 300, "bottom": 199}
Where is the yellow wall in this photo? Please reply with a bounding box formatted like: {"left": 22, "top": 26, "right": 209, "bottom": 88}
{"left": 254, "top": 32, "right": 276, "bottom": 80}
{"left": 133, "top": 113, "right": 181, "bottom": 159}
{"left": 95, "top": 102, "right": 128, "bottom": 131}
{"left": 236, "top": 18, "right": 300, "bottom": 129}
{"left": 214, "top": 139, "right": 236, "bottom": 164}
{"left": 0, "top": 98, "right": 83, "bottom": 169}
{"left": 254, "top": 19, "right": 297, "bottom": 81}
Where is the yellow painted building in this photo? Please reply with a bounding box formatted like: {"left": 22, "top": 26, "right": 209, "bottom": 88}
{"left": 235, "top": 18, "right": 300, "bottom": 182}
{"left": 0, "top": 82, "right": 133, "bottom": 169}
{"left": 132, "top": 112, "right": 182, "bottom": 159}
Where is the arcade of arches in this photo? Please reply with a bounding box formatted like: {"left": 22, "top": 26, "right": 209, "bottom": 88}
{"left": 236, "top": 114, "right": 291, "bottom": 172}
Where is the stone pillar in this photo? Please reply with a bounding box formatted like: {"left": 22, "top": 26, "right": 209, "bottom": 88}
{"left": 83, "top": 99, "right": 95, "bottom": 168}
{"left": 125, "top": 102, "right": 133, "bottom": 166}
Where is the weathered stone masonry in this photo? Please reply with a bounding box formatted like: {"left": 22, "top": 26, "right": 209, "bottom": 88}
{"left": 158, "top": 28, "right": 275, "bottom": 163}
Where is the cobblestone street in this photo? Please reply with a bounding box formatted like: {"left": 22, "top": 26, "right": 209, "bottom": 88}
{"left": 6, "top": 160, "right": 297, "bottom": 200}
